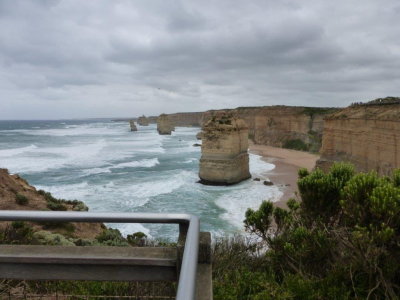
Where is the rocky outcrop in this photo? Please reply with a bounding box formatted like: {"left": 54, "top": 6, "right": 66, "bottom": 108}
{"left": 316, "top": 99, "right": 400, "bottom": 175}
{"left": 157, "top": 114, "right": 175, "bottom": 135}
{"left": 0, "top": 169, "right": 103, "bottom": 239}
{"left": 199, "top": 112, "right": 251, "bottom": 185}
{"left": 129, "top": 120, "right": 137, "bottom": 131}
{"left": 137, "top": 115, "right": 150, "bottom": 126}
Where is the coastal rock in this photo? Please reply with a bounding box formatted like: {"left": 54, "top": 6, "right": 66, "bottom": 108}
{"left": 0, "top": 168, "right": 103, "bottom": 239}
{"left": 196, "top": 132, "right": 202, "bottom": 140}
{"left": 199, "top": 112, "right": 251, "bottom": 185}
{"left": 193, "top": 143, "right": 201, "bottom": 147}
{"left": 263, "top": 180, "right": 274, "bottom": 186}
{"left": 157, "top": 114, "right": 175, "bottom": 135}
{"left": 129, "top": 120, "right": 137, "bottom": 131}
{"left": 316, "top": 98, "right": 400, "bottom": 175}
{"left": 137, "top": 115, "right": 150, "bottom": 126}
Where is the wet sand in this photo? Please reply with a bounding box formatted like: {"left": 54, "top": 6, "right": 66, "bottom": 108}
{"left": 249, "top": 143, "right": 319, "bottom": 208}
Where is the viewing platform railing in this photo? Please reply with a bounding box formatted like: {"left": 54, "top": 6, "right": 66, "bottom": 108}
{"left": 0, "top": 211, "right": 212, "bottom": 300}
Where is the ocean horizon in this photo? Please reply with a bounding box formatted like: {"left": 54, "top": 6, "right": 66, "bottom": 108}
{"left": 0, "top": 119, "right": 281, "bottom": 240}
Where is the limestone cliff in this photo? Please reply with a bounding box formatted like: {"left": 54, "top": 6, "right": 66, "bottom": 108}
{"left": 201, "top": 106, "right": 335, "bottom": 152}
{"left": 167, "top": 112, "right": 203, "bottom": 127}
{"left": 137, "top": 115, "right": 150, "bottom": 126}
{"left": 157, "top": 114, "right": 175, "bottom": 135}
{"left": 129, "top": 120, "right": 137, "bottom": 131}
{"left": 147, "top": 106, "right": 336, "bottom": 151}
{"left": 199, "top": 112, "right": 250, "bottom": 185}
{"left": 316, "top": 99, "right": 400, "bottom": 175}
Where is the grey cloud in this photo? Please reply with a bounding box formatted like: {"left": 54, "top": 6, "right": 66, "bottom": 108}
{"left": 0, "top": 0, "right": 399, "bottom": 119}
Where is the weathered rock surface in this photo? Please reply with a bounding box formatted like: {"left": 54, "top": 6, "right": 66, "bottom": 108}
{"left": 167, "top": 112, "right": 203, "bottom": 127}
{"left": 146, "top": 106, "right": 337, "bottom": 151}
{"left": 0, "top": 168, "right": 103, "bottom": 239}
{"left": 129, "top": 120, "right": 137, "bottom": 131}
{"left": 316, "top": 99, "right": 400, "bottom": 175}
{"left": 202, "top": 106, "right": 335, "bottom": 152}
{"left": 157, "top": 114, "right": 175, "bottom": 135}
{"left": 199, "top": 113, "right": 251, "bottom": 185}
{"left": 137, "top": 115, "right": 150, "bottom": 126}
{"left": 196, "top": 132, "right": 202, "bottom": 140}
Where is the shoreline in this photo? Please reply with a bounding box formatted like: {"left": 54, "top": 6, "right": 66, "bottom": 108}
{"left": 249, "top": 143, "right": 319, "bottom": 208}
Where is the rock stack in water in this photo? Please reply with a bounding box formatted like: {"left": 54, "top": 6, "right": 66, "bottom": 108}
{"left": 157, "top": 114, "right": 175, "bottom": 135}
{"left": 199, "top": 112, "right": 251, "bottom": 185}
{"left": 129, "top": 120, "right": 138, "bottom": 131}
{"left": 137, "top": 115, "right": 149, "bottom": 126}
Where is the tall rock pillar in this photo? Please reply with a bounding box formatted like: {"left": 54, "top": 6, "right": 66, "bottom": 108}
{"left": 157, "top": 114, "right": 175, "bottom": 135}
{"left": 199, "top": 112, "right": 251, "bottom": 185}
{"left": 129, "top": 120, "right": 138, "bottom": 131}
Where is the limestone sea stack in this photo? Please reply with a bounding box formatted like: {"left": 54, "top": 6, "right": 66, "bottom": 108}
{"left": 199, "top": 112, "right": 251, "bottom": 185}
{"left": 157, "top": 114, "right": 175, "bottom": 135}
{"left": 129, "top": 120, "right": 138, "bottom": 131}
{"left": 137, "top": 115, "right": 149, "bottom": 126}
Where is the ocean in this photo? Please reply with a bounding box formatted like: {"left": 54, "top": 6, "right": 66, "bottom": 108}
{"left": 0, "top": 120, "right": 281, "bottom": 240}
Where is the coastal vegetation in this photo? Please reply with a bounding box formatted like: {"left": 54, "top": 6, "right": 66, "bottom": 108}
{"left": 214, "top": 163, "right": 400, "bottom": 299}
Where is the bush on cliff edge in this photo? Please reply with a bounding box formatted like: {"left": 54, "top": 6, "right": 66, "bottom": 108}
{"left": 214, "top": 163, "right": 400, "bottom": 299}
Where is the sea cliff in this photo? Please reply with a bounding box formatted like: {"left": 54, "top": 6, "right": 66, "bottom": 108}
{"left": 149, "top": 106, "right": 336, "bottom": 151}
{"left": 317, "top": 98, "right": 400, "bottom": 175}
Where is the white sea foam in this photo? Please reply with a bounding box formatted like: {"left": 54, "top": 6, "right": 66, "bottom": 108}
{"left": 183, "top": 158, "right": 198, "bottom": 163}
{"left": 111, "top": 158, "right": 160, "bottom": 169}
{"left": 0, "top": 145, "right": 37, "bottom": 157}
{"left": 215, "top": 182, "right": 282, "bottom": 230}
{"left": 214, "top": 153, "right": 281, "bottom": 230}
{"left": 249, "top": 153, "right": 275, "bottom": 177}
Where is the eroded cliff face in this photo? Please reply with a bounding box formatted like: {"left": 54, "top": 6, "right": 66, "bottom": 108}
{"left": 167, "top": 112, "right": 203, "bottom": 127}
{"left": 199, "top": 113, "right": 250, "bottom": 185}
{"left": 129, "top": 120, "right": 137, "bottom": 131}
{"left": 157, "top": 114, "right": 175, "bottom": 135}
{"left": 317, "top": 103, "right": 400, "bottom": 175}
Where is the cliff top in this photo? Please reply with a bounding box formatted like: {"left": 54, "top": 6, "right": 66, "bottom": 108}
{"left": 203, "top": 112, "right": 247, "bottom": 132}
{"left": 350, "top": 96, "right": 400, "bottom": 107}
{"left": 326, "top": 100, "right": 400, "bottom": 121}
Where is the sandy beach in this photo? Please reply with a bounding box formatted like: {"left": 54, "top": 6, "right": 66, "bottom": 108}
{"left": 249, "top": 142, "right": 319, "bottom": 208}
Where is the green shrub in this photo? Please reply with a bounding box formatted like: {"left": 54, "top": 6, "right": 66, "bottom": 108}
{"left": 33, "top": 230, "right": 75, "bottom": 246}
{"left": 282, "top": 139, "right": 309, "bottom": 151}
{"left": 96, "top": 228, "right": 128, "bottom": 246}
{"left": 0, "top": 221, "right": 34, "bottom": 244}
{"left": 243, "top": 165, "right": 400, "bottom": 299}
{"left": 47, "top": 200, "right": 67, "bottom": 211}
{"left": 127, "top": 231, "right": 147, "bottom": 246}
{"left": 15, "top": 193, "right": 29, "bottom": 205}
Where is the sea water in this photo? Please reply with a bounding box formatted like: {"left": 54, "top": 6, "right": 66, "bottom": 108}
{"left": 0, "top": 120, "right": 281, "bottom": 239}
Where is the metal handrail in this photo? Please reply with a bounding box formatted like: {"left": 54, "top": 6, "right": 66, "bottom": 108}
{"left": 0, "top": 210, "right": 200, "bottom": 300}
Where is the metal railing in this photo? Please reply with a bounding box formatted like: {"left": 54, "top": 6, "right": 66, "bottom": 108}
{"left": 0, "top": 210, "right": 200, "bottom": 300}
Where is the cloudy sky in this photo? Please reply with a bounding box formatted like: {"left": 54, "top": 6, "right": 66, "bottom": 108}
{"left": 1, "top": 0, "right": 399, "bottom": 119}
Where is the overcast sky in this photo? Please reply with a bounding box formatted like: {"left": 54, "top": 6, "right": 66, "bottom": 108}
{"left": 1, "top": 0, "right": 399, "bottom": 119}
